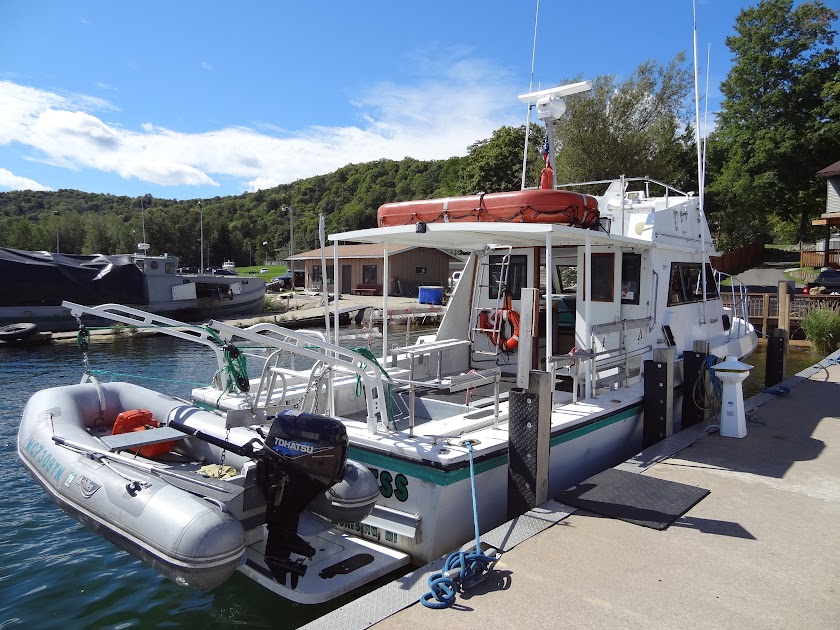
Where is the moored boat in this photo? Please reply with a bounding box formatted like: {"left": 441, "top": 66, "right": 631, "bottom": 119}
{"left": 18, "top": 78, "right": 759, "bottom": 605}
{"left": 0, "top": 248, "right": 266, "bottom": 332}
{"left": 18, "top": 341, "right": 407, "bottom": 602}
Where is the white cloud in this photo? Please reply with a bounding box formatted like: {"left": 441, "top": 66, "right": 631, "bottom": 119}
{"left": 200, "top": 61, "right": 213, "bottom": 71}
{"left": 0, "top": 168, "right": 52, "bottom": 191}
{"left": 0, "top": 57, "right": 521, "bottom": 194}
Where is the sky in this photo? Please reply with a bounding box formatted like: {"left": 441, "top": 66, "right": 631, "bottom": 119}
{"left": 0, "top": 0, "right": 833, "bottom": 201}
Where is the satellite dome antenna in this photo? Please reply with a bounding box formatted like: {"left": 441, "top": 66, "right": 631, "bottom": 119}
{"left": 518, "top": 81, "right": 592, "bottom": 190}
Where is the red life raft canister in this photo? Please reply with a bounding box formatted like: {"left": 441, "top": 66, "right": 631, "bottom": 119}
{"left": 377, "top": 189, "right": 600, "bottom": 228}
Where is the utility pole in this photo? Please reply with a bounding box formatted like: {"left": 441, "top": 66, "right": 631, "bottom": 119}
{"left": 285, "top": 206, "right": 295, "bottom": 288}
{"left": 198, "top": 201, "right": 204, "bottom": 272}
{"left": 53, "top": 210, "right": 60, "bottom": 253}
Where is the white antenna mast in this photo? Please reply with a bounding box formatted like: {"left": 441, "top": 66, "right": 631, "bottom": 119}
{"left": 702, "top": 43, "right": 711, "bottom": 198}
{"left": 520, "top": 0, "right": 540, "bottom": 190}
{"left": 693, "top": 0, "right": 709, "bottom": 320}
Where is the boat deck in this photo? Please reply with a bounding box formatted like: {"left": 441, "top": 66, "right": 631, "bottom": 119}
{"left": 303, "top": 353, "right": 840, "bottom": 630}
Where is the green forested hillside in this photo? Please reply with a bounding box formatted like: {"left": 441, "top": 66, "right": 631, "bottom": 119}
{"left": 0, "top": 119, "right": 555, "bottom": 267}
{"left": 0, "top": 155, "right": 473, "bottom": 268}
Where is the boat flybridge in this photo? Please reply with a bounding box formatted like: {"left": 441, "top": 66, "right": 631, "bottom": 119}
{"left": 18, "top": 80, "right": 756, "bottom": 605}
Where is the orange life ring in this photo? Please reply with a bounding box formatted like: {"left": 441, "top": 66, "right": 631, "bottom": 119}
{"left": 112, "top": 409, "right": 174, "bottom": 458}
{"left": 479, "top": 309, "right": 521, "bottom": 352}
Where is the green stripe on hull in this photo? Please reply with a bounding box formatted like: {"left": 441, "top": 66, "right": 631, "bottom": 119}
{"left": 548, "top": 405, "right": 642, "bottom": 447}
{"left": 349, "top": 404, "right": 643, "bottom": 487}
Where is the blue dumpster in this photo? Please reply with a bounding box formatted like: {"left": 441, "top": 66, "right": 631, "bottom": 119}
{"left": 418, "top": 286, "right": 444, "bottom": 305}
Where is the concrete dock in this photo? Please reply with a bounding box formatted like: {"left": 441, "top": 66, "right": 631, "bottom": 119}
{"left": 311, "top": 357, "right": 840, "bottom": 630}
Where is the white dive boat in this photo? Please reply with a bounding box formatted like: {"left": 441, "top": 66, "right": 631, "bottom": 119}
{"left": 0, "top": 248, "right": 266, "bottom": 332}
{"left": 18, "top": 80, "right": 757, "bottom": 603}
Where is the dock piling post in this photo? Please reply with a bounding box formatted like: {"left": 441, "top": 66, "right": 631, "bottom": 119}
{"left": 765, "top": 328, "right": 788, "bottom": 387}
{"left": 644, "top": 347, "right": 674, "bottom": 447}
{"left": 507, "top": 370, "right": 551, "bottom": 518}
{"left": 682, "top": 341, "right": 710, "bottom": 428}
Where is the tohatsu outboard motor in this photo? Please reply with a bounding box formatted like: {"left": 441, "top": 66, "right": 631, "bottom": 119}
{"left": 258, "top": 409, "right": 348, "bottom": 588}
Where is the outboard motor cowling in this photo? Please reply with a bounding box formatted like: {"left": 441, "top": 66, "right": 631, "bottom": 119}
{"left": 259, "top": 410, "right": 348, "bottom": 588}
{"left": 265, "top": 409, "right": 348, "bottom": 487}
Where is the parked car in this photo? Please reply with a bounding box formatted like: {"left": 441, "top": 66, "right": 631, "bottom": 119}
{"left": 804, "top": 269, "right": 840, "bottom": 295}
{"left": 206, "top": 268, "right": 237, "bottom": 276}
{"left": 260, "top": 267, "right": 269, "bottom": 274}
{"left": 177, "top": 266, "right": 198, "bottom": 274}
{"left": 270, "top": 270, "right": 304, "bottom": 289}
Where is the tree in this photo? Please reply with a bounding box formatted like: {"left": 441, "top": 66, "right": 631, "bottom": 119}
{"left": 458, "top": 125, "right": 544, "bottom": 194}
{"left": 551, "top": 56, "right": 696, "bottom": 189}
{"left": 706, "top": 0, "right": 839, "bottom": 248}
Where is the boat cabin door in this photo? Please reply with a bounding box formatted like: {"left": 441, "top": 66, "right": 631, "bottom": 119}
{"left": 576, "top": 246, "right": 646, "bottom": 391}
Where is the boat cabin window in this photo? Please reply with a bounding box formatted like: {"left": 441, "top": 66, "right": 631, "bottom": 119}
{"left": 621, "top": 253, "right": 641, "bottom": 305}
{"left": 553, "top": 265, "right": 577, "bottom": 293}
{"left": 587, "top": 253, "right": 614, "bottom": 302}
{"left": 489, "top": 254, "right": 527, "bottom": 300}
{"left": 363, "top": 265, "right": 377, "bottom": 284}
{"left": 313, "top": 265, "right": 334, "bottom": 285}
{"left": 165, "top": 262, "right": 177, "bottom": 274}
{"left": 667, "top": 263, "right": 719, "bottom": 305}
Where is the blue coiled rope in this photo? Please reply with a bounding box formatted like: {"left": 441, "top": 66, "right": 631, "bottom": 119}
{"left": 705, "top": 354, "right": 723, "bottom": 397}
{"left": 421, "top": 441, "right": 499, "bottom": 609}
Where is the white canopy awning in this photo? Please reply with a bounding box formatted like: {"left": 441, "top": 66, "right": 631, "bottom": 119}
{"left": 329, "top": 222, "right": 650, "bottom": 250}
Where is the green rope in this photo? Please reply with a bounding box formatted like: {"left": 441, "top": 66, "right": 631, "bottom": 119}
{"left": 204, "top": 327, "right": 250, "bottom": 394}
{"left": 352, "top": 347, "right": 395, "bottom": 428}
{"left": 76, "top": 327, "right": 90, "bottom": 353}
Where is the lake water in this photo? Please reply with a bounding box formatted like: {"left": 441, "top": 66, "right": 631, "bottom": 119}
{"left": 0, "top": 325, "right": 430, "bottom": 630}
{"left": 742, "top": 342, "right": 821, "bottom": 398}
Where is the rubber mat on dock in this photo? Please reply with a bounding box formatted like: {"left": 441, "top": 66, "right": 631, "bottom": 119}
{"left": 558, "top": 467, "right": 709, "bottom": 530}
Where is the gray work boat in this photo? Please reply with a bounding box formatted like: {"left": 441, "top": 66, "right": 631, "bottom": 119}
{"left": 0, "top": 248, "right": 266, "bottom": 332}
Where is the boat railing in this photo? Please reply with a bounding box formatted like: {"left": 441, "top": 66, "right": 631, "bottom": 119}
{"left": 714, "top": 271, "right": 750, "bottom": 338}
{"left": 548, "top": 316, "right": 651, "bottom": 401}
{"left": 60, "top": 302, "right": 392, "bottom": 434}
{"left": 62, "top": 301, "right": 233, "bottom": 373}
{"left": 210, "top": 320, "right": 391, "bottom": 433}
{"left": 554, "top": 176, "right": 689, "bottom": 199}
{"left": 589, "top": 317, "right": 652, "bottom": 392}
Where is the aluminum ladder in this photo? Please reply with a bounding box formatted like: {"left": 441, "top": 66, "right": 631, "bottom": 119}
{"left": 469, "top": 246, "right": 512, "bottom": 366}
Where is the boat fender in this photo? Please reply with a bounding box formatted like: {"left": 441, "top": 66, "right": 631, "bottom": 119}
{"left": 479, "top": 309, "right": 520, "bottom": 353}
{"left": 112, "top": 409, "right": 175, "bottom": 458}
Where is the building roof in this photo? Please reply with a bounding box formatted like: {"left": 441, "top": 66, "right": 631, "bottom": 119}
{"left": 816, "top": 160, "right": 840, "bottom": 178}
{"left": 288, "top": 243, "right": 461, "bottom": 261}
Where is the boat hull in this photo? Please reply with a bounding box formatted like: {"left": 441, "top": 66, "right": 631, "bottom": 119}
{"left": 334, "top": 402, "right": 644, "bottom": 564}
{"left": 377, "top": 189, "right": 600, "bottom": 228}
{"left": 0, "top": 288, "right": 266, "bottom": 332}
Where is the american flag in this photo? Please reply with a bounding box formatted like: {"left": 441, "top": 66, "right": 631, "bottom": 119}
{"left": 542, "top": 134, "right": 550, "bottom": 166}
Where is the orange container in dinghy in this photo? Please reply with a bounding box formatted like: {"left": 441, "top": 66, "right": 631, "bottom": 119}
{"left": 377, "top": 189, "right": 600, "bottom": 228}
{"left": 112, "top": 408, "right": 175, "bottom": 458}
